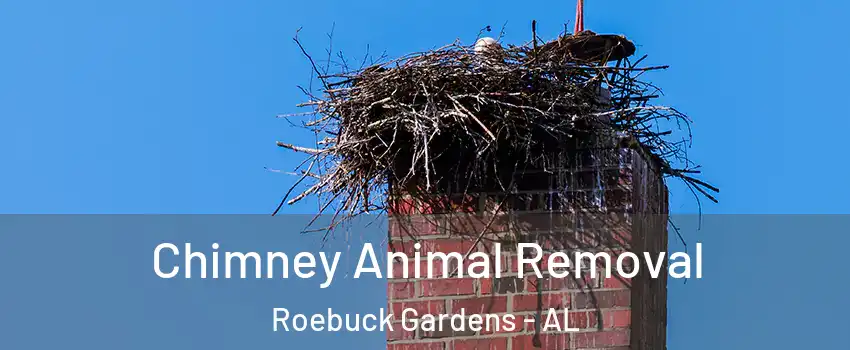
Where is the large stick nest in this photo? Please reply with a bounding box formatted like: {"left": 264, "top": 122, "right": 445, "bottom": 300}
{"left": 277, "top": 30, "right": 717, "bottom": 229}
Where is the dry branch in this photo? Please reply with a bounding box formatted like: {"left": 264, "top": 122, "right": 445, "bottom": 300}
{"left": 277, "top": 29, "right": 717, "bottom": 233}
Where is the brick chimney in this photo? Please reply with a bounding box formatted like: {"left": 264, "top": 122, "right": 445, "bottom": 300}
{"left": 386, "top": 141, "right": 668, "bottom": 350}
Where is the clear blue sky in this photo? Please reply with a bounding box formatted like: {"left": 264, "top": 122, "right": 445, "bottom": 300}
{"left": 0, "top": 1, "right": 847, "bottom": 349}
{"left": 3, "top": 0, "right": 849, "bottom": 214}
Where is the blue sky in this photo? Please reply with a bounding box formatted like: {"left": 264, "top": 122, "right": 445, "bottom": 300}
{"left": 3, "top": 0, "right": 848, "bottom": 214}
{"left": 0, "top": 1, "right": 848, "bottom": 349}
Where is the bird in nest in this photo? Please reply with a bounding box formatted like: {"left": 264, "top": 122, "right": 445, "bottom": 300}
{"left": 472, "top": 37, "right": 506, "bottom": 67}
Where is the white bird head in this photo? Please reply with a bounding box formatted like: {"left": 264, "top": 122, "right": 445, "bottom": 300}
{"left": 474, "top": 37, "right": 500, "bottom": 55}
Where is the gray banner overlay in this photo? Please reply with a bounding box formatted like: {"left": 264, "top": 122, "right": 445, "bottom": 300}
{"left": 0, "top": 215, "right": 845, "bottom": 349}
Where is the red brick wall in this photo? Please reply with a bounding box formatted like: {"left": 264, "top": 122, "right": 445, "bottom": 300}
{"left": 387, "top": 147, "right": 668, "bottom": 350}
